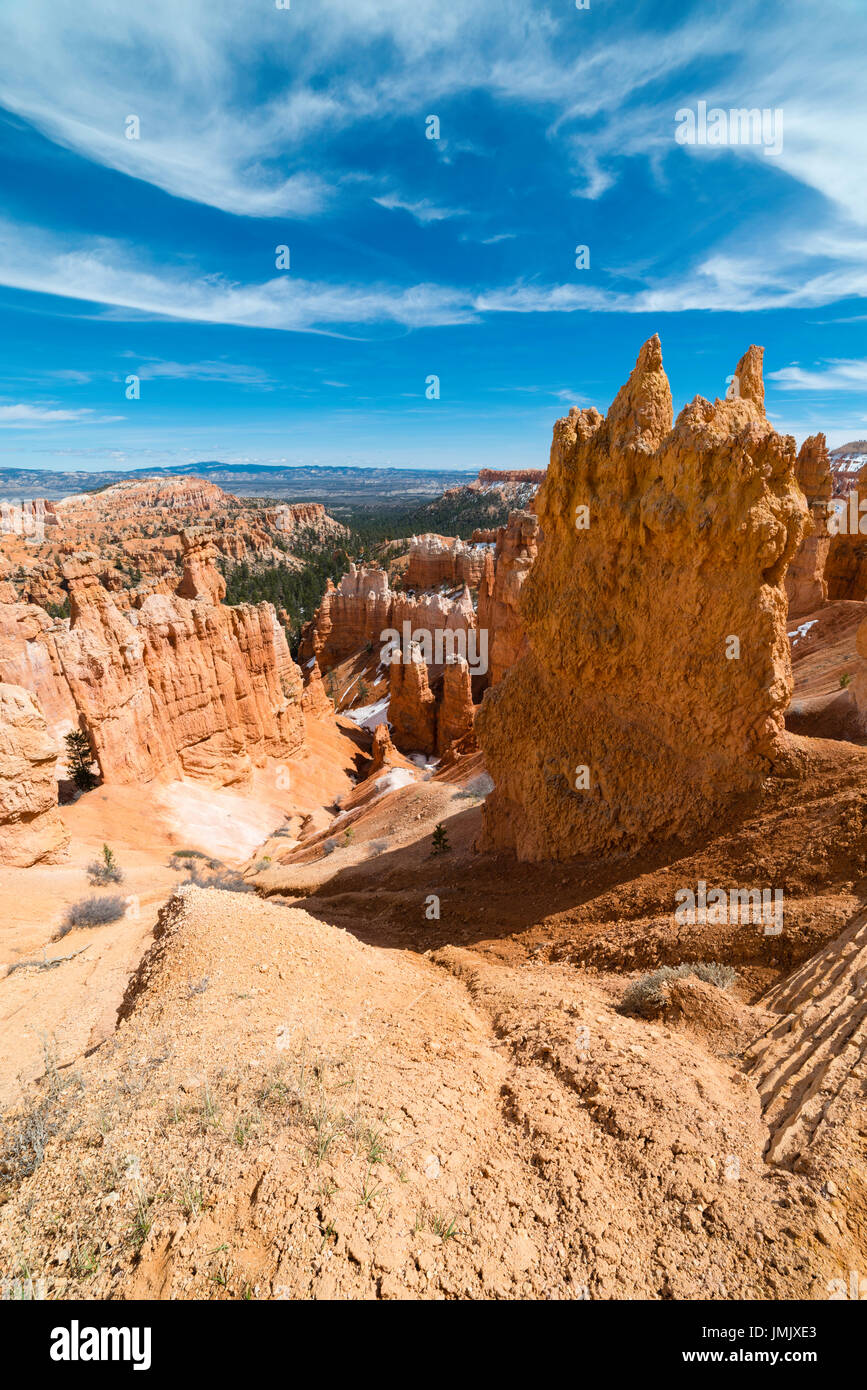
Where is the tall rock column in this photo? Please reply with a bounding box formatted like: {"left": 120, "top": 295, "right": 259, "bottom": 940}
{"left": 477, "top": 511, "right": 539, "bottom": 686}
{"left": 388, "top": 644, "right": 437, "bottom": 754}
{"left": 437, "top": 656, "right": 476, "bottom": 755}
{"left": 825, "top": 459, "right": 867, "bottom": 601}
{"left": 785, "top": 434, "right": 832, "bottom": 617}
{"left": 476, "top": 338, "right": 808, "bottom": 861}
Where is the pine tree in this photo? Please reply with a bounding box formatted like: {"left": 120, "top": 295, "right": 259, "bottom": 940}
{"left": 431, "top": 822, "right": 450, "bottom": 855}
{"left": 65, "top": 728, "right": 97, "bottom": 792}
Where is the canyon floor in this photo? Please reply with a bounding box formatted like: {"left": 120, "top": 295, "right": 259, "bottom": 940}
{"left": 1, "top": 633, "right": 865, "bottom": 1300}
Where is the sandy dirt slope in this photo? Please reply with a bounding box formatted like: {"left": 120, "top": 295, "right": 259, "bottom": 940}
{"left": 1, "top": 655, "right": 865, "bottom": 1299}
{"left": 0, "top": 717, "right": 363, "bottom": 1106}
{"left": 0, "top": 886, "right": 859, "bottom": 1300}
{"left": 787, "top": 599, "right": 867, "bottom": 739}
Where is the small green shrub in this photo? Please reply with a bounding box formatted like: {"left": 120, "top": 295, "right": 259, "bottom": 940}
{"left": 87, "top": 844, "right": 123, "bottom": 885}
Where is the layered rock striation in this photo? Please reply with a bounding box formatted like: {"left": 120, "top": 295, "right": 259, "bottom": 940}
{"left": 298, "top": 563, "right": 477, "bottom": 672}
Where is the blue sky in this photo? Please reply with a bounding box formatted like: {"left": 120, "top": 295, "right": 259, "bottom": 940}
{"left": 0, "top": 0, "right": 865, "bottom": 473}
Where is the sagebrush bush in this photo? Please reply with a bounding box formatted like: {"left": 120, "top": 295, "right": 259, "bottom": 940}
{"left": 621, "top": 961, "right": 737, "bottom": 1017}
{"left": 181, "top": 864, "right": 255, "bottom": 894}
{"left": 58, "top": 895, "right": 128, "bottom": 936}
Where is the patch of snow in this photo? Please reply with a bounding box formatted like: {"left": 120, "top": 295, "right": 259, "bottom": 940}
{"left": 788, "top": 620, "right": 818, "bottom": 645}
{"left": 344, "top": 697, "right": 390, "bottom": 731}
{"left": 407, "top": 752, "right": 438, "bottom": 770}
{"left": 374, "top": 768, "right": 416, "bottom": 795}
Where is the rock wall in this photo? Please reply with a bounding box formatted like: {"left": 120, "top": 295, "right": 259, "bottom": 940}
{"left": 55, "top": 475, "right": 229, "bottom": 519}
{"left": 270, "top": 502, "right": 346, "bottom": 543}
{"left": 785, "top": 434, "right": 832, "bottom": 617}
{"left": 476, "top": 469, "right": 546, "bottom": 486}
{"left": 476, "top": 337, "right": 808, "bottom": 861}
{"left": 0, "top": 537, "right": 306, "bottom": 790}
{"left": 0, "top": 683, "right": 69, "bottom": 866}
{"left": 0, "top": 598, "right": 79, "bottom": 739}
{"left": 477, "top": 511, "right": 539, "bottom": 686}
{"left": 299, "top": 563, "right": 477, "bottom": 672}
{"left": 404, "top": 534, "right": 492, "bottom": 590}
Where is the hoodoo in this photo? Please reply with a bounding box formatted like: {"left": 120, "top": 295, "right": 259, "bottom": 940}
{"left": 477, "top": 338, "right": 808, "bottom": 860}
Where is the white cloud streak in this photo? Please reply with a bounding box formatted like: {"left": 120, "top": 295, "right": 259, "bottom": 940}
{"left": 2, "top": 217, "right": 867, "bottom": 334}
{"left": 0, "top": 404, "right": 120, "bottom": 427}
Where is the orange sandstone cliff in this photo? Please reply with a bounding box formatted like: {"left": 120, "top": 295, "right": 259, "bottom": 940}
{"left": 0, "top": 534, "right": 306, "bottom": 794}
{"left": 0, "top": 682, "right": 69, "bottom": 866}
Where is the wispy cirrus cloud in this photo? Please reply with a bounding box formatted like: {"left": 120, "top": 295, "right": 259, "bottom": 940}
{"left": 2, "top": 216, "right": 867, "bottom": 336}
{"left": 0, "top": 0, "right": 863, "bottom": 234}
{"left": 0, "top": 403, "right": 121, "bottom": 427}
{"left": 0, "top": 0, "right": 864, "bottom": 335}
{"left": 130, "top": 358, "right": 275, "bottom": 386}
{"left": 768, "top": 359, "right": 867, "bottom": 391}
{"left": 0, "top": 217, "right": 476, "bottom": 330}
{"left": 373, "top": 193, "right": 468, "bottom": 224}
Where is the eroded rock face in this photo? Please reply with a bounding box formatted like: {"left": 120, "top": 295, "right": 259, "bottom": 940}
{"left": 0, "top": 547, "right": 306, "bottom": 790}
{"left": 298, "top": 563, "right": 477, "bottom": 673}
{"left": 54, "top": 553, "right": 305, "bottom": 787}
{"left": 388, "top": 644, "right": 437, "bottom": 754}
{"left": 0, "top": 683, "right": 68, "bottom": 866}
{"left": 365, "top": 722, "right": 417, "bottom": 780}
{"left": 404, "top": 534, "right": 491, "bottom": 590}
{"left": 476, "top": 338, "right": 808, "bottom": 861}
{"left": 437, "top": 656, "right": 476, "bottom": 755}
{"left": 0, "top": 476, "right": 345, "bottom": 613}
{"left": 476, "top": 469, "right": 546, "bottom": 486}
{"left": 175, "top": 531, "right": 227, "bottom": 604}
{"left": 271, "top": 502, "right": 344, "bottom": 542}
{"left": 477, "top": 511, "right": 539, "bottom": 686}
{"left": 748, "top": 906, "right": 867, "bottom": 1173}
{"left": 785, "top": 434, "right": 833, "bottom": 617}
{"left": 299, "top": 658, "right": 333, "bottom": 718}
